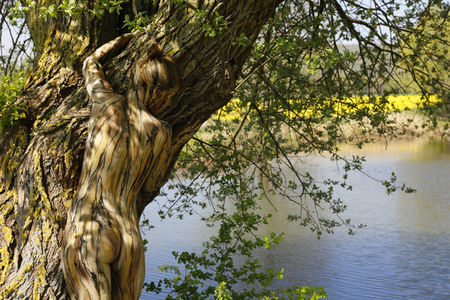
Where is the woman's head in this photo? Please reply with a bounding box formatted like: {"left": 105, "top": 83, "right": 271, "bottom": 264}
{"left": 134, "top": 41, "right": 181, "bottom": 114}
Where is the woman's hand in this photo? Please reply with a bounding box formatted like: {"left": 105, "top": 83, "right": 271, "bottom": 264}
{"left": 82, "top": 32, "right": 137, "bottom": 90}
{"left": 91, "top": 32, "right": 136, "bottom": 63}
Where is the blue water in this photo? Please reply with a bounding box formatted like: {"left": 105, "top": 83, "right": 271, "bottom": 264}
{"left": 140, "top": 139, "right": 450, "bottom": 299}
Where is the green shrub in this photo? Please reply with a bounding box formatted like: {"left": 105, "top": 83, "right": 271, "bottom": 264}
{"left": 0, "top": 74, "right": 26, "bottom": 129}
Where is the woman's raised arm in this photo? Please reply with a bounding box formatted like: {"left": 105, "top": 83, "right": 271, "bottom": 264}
{"left": 82, "top": 33, "right": 135, "bottom": 99}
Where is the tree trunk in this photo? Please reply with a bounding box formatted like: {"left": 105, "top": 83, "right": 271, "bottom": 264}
{"left": 0, "top": 0, "right": 282, "bottom": 298}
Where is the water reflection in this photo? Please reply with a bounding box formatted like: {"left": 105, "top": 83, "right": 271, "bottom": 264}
{"left": 140, "top": 138, "right": 450, "bottom": 299}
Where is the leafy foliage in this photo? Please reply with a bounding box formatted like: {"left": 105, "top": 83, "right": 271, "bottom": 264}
{"left": 146, "top": 152, "right": 327, "bottom": 299}
{"left": 0, "top": 74, "right": 26, "bottom": 128}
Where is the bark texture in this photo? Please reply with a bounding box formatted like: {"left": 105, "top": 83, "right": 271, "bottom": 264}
{"left": 0, "top": 0, "right": 282, "bottom": 298}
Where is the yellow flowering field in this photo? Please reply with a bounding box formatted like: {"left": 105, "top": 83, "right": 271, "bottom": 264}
{"left": 216, "top": 95, "right": 441, "bottom": 121}
{"left": 383, "top": 95, "right": 440, "bottom": 110}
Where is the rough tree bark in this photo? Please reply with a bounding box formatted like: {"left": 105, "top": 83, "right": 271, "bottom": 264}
{"left": 0, "top": 0, "right": 282, "bottom": 298}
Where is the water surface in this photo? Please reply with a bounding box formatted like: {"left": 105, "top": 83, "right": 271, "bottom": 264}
{"left": 140, "top": 138, "right": 450, "bottom": 299}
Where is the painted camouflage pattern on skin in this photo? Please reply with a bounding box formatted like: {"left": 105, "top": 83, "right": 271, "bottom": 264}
{"left": 61, "top": 34, "right": 175, "bottom": 300}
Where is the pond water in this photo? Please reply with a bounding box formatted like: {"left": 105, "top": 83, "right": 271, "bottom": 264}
{"left": 140, "top": 138, "right": 450, "bottom": 299}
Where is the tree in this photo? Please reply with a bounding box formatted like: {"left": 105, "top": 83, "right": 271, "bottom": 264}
{"left": 0, "top": 0, "right": 448, "bottom": 299}
{"left": 0, "top": 0, "right": 283, "bottom": 297}
{"left": 397, "top": 4, "right": 449, "bottom": 115}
